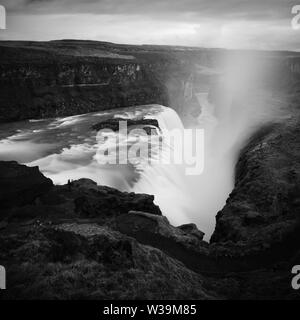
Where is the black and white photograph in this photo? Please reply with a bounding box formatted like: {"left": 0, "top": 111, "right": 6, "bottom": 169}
{"left": 0, "top": 0, "right": 300, "bottom": 306}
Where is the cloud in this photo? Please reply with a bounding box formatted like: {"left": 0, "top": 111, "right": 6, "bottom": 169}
{"left": 0, "top": 0, "right": 299, "bottom": 51}
{"left": 2, "top": 0, "right": 296, "bottom": 20}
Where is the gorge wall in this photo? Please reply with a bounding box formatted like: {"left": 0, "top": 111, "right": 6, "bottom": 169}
{"left": 0, "top": 40, "right": 191, "bottom": 122}
{"left": 1, "top": 40, "right": 300, "bottom": 123}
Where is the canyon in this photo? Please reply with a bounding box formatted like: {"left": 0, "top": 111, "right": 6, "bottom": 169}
{"left": 0, "top": 40, "right": 300, "bottom": 299}
{"left": 0, "top": 113, "right": 300, "bottom": 299}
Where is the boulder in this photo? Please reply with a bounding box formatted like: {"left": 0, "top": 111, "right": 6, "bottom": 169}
{"left": 0, "top": 220, "right": 8, "bottom": 230}
{"left": 116, "top": 211, "right": 207, "bottom": 252}
{"left": 71, "top": 178, "right": 98, "bottom": 190}
{"left": 117, "top": 211, "right": 176, "bottom": 238}
{"left": 0, "top": 161, "right": 53, "bottom": 211}
{"left": 74, "top": 185, "right": 162, "bottom": 218}
{"left": 177, "top": 223, "right": 205, "bottom": 241}
{"left": 116, "top": 211, "right": 210, "bottom": 273}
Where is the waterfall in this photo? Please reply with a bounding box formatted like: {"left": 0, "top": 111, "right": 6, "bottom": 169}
{"left": 132, "top": 106, "right": 196, "bottom": 226}
{"left": 0, "top": 90, "right": 285, "bottom": 240}
{"left": 133, "top": 98, "right": 236, "bottom": 238}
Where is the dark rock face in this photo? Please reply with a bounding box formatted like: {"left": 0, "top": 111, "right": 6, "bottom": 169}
{"left": 0, "top": 161, "right": 53, "bottom": 210}
{"left": 1, "top": 40, "right": 300, "bottom": 123}
{"left": 116, "top": 211, "right": 215, "bottom": 275}
{"left": 117, "top": 211, "right": 207, "bottom": 253}
{"left": 211, "top": 120, "right": 300, "bottom": 250}
{"left": 0, "top": 46, "right": 169, "bottom": 122}
{"left": 73, "top": 182, "right": 162, "bottom": 218}
{"left": 178, "top": 223, "right": 205, "bottom": 241}
{"left": 0, "top": 41, "right": 177, "bottom": 122}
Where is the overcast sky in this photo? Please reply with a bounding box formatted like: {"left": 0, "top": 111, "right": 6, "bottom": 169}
{"left": 0, "top": 0, "right": 299, "bottom": 50}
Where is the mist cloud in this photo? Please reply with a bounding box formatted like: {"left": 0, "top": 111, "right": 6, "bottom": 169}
{"left": 0, "top": 0, "right": 299, "bottom": 51}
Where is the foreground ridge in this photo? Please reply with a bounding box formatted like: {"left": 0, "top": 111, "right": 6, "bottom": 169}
{"left": 1, "top": 113, "right": 300, "bottom": 299}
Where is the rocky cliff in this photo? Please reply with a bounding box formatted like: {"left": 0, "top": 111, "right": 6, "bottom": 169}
{"left": 1, "top": 118, "right": 300, "bottom": 301}
{"left": 1, "top": 40, "right": 300, "bottom": 123}
{"left": 0, "top": 161, "right": 219, "bottom": 300}
{"left": 0, "top": 40, "right": 191, "bottom": 122}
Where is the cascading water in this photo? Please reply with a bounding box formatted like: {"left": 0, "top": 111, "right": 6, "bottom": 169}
{"left": 0, "top": 105, "right": 199, "bottom": 230}
{"left": 131, "top": 107, "right": 197, "bottom": 226}
{"left": 0, "top": 83, "right": 287, "bottom": 240}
